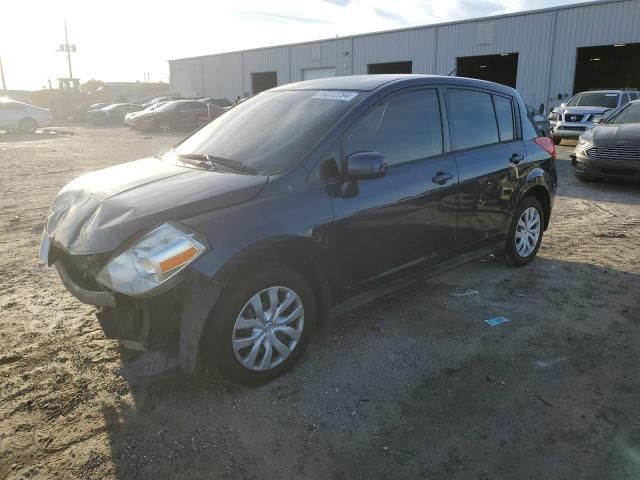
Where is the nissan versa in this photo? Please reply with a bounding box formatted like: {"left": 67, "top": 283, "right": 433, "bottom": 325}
{"left": 40, "top": 75, "right": 557, "bottom": 385}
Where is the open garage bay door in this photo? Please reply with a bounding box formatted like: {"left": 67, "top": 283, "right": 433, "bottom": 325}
{"left": 302, "top": 67, "right": 336, "bottom": 81}
{"left": 573, "top": 43, "right": 640, "bottom": 94}
{"left": 368, "top": 61, "right": 412, "bottom": 74}
{"left": 457, "top": 53, "right": 518, "bottom": 88}
{"left": 251, "top": 71, "right": 277, "bottom": 95}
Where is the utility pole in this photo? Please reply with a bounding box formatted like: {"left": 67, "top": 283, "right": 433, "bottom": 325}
{"left": 63, "top": 19, "right": 74, "bottom": 79}
{"left": 0, "top": 56, "right": 6, "bottom": 91}
{"left": 57, "top": 19, "right": 77, "bottom": 87}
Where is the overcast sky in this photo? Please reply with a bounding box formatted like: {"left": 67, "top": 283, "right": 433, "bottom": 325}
{"left": 1, "top": 0, "right": 591, "bottom": 90}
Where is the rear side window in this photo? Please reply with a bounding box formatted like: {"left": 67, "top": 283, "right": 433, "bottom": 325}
{"left": 344, "top": 89, "right": 443, "bottom": 167}
{"left": 623, "top": 93, "right": 631, "bottom": 104}
{"left": 177, "top": 102, "right": 205, "bottom": 111}
{"left": 493, "top": 95, "right": 515, "bottom": 142}
{"left": 447, "top": 89, "right": 499, "bottom": 150}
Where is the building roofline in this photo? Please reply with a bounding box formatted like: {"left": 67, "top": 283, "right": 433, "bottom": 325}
{"left": 169, "top": 0, "right": 627, "bottom": 63}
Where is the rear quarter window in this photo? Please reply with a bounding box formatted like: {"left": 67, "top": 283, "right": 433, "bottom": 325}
{"left": 493, "top": 95, "right": 515, "bottom": 142}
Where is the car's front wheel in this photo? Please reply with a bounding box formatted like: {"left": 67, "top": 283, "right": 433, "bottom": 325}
{"left": 204, "top": 265, "right": 316, "bottom": 385}
{"left": 502, "top": 196, "right": 545, "bottom": 267}
{"left": 18, "top": 118, "right": 38, "bottom": 133}
{"left": 157, "top": 120, "right": 172, "bottom": 133}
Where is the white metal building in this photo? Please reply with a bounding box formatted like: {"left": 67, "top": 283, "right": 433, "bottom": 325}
{"left": 169, "top": 0, "right": 640, "bottom": 111}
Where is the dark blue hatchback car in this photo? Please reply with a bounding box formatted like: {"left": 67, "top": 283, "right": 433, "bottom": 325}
{"left": 40, "top": 75, "right": 557, "bottom": 385}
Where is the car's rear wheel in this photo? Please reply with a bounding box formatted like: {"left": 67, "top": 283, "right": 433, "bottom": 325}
{"left": 574, "top": 172, "right": 605, "bottom": 182}
{"left": 502, "top": 196, "right": 545, "bottom": 267}
{"left": 157, "top": 120, "right": 171, "bottom": 133}
{"left": 18, "top": 118, "right": 38, "bottom": 133}
{"left": 203, "top": 265, "right": 316, "bottom": 385}
{"left": 552, "top": 136, "right": 561, "bottom": 145}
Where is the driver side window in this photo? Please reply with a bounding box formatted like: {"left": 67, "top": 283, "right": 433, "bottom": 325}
{"left": 343, "top": 89, "right": 443, "bottom": 168}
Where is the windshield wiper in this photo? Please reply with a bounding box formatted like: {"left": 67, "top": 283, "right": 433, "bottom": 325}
{"left": 206, "top": 155, "right": 258, "bottom": 175}
{"left": 175, "top": 153, "right": 258, "bottom": 175}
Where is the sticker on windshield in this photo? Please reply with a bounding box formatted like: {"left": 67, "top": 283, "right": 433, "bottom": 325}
{"left": 312, "top": 91, "right": 359, "bottom": 101}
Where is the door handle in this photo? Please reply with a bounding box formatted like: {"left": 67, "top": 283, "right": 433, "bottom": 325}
{"left": 510, "top": 154, "right": 524, "bottom": 165}
{"left": 432, "top": 171, "right": 453, "bottom": 185}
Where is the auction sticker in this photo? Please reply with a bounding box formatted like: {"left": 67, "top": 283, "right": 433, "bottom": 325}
{"left": 312, "top": 91, "right": 359, "bottom": 101}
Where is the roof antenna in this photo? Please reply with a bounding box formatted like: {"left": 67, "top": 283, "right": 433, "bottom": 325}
{"left": 447, "top": 67, "right": 457, "bottom": 76}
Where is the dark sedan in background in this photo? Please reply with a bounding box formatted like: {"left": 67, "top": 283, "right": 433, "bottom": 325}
{"left": 127, "top": 100, "right": 226, "bottom": 132}
{"left": 87, "top": 103, "right": 144, "bottom": 125}
{"left": 572, "top": 100, "right": 640, "bottom": 182}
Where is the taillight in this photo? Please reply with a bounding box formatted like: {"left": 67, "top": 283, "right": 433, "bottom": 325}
{"left": 534, "top": 136, "right": 556, "bottom": 160}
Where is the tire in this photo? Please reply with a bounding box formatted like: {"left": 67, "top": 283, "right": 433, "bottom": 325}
{"left": 552, "top": 136, "right": 562, "bottom": 145}
{"left": 573, "top": 172, "right": 604, "bottom": 182}
{"left": 18, "top": 118, "right": 38, "bottom": 133}
{"left": 203, "top": 265, "right": 316, "bottom": 386}
{"left": 502, "top": 196, "right": 545, "bottom": 267}
{"left": 157, "top": 120, "right": 171, "bottom": 133}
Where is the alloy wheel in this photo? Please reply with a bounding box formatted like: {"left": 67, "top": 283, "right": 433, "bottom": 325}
{"left": 232, "top": 286, "right": 305, "bottom": 371}
{"left": 515, "top": 206, "right": 541, "bottom": 257}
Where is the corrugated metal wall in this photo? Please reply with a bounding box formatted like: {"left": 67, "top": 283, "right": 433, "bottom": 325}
{"left": 169, "top": 57, "right": 204, "bottom": 98}
{"left": 548, "top": 0, "right": 640, "bottom": 105}
{"left": 352, "top": 28, "right": 436, "bottom": 75}
{"left": 435, "top": 10, "right": 556, "bottom": 109}
{"left": 201, "top": 53, "right": 243, "bottom": 100}
{"left": 241, "top": 47, "right": 290, "bottom": 95}
{"left": 289, "top": 38, "right": 353, "bottom": 82}
{"left": 169, "top": 0, "right": 640, "bottom": 110}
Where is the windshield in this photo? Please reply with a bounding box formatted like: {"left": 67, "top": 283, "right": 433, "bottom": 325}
{"left": 567, "top": 92, "right": 619, "bottom": 108}
{"left": 607, "top": 102, "right": 640, "bottom": 124}
{"left": 174, "top": 90, "right": 363, "bottom": 174}
{"left": 155, "top": 101, "right": 179, "bottom": 112}
{"left": 145, "top": 102, "right": 165, "bottom": 112}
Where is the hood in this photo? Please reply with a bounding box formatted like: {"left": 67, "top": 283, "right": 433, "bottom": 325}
{"left": 562, "top": 106, "right": 613, "bottom": 115}
{"left": 588, "top": 124, "right": 640, "bottom": 143}
{"left": 46, "top": 157, "right": 268, "bottom": 255}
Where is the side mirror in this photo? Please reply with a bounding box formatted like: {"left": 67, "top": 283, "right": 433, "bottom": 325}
{"left": 591, "top": 115, "right": 604, "bottom": 125}
{"left": 345, "top": 151, "right": 386, "bottom": 180}
{"left": 560, "top": 103, "right": 566, "bottom": 108}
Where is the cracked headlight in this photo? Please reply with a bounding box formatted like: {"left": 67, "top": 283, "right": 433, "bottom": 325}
{"left": 97, "top": 222, "right": 207, "bottom": 296}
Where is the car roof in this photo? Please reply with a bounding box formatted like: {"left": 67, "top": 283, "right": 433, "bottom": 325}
{"left": 574, "top": 90, "right": 625, "bottom": 95}
{"left": 272, "top": 74, "right": 517, "bottom": 96}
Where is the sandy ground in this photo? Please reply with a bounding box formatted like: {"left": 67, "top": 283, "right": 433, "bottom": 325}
{"left": 0, "top": 126, "right": 639, "bottom": 480}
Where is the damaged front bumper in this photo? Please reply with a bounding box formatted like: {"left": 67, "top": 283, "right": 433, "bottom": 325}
{"left": 40, "top": 230, "right": 221, "bottom": 373}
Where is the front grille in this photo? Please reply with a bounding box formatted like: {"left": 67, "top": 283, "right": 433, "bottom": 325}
{"left": 586, "top": 145, "right": 640, "bottom": 162}
{"left": 564, "top": 114, "right": 584, "bottom": 122}
{"left": 50, "top": 246, "right": 109, "bottom": 291}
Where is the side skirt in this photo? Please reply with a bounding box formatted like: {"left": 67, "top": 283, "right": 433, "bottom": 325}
{"left": 329, "top": 241, "right": 504, "bottom": 319}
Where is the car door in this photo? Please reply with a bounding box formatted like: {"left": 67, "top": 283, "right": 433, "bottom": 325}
{"left": 445, "top": 88, "right": 525, "bottom": 247}
{"left": 327, "top": 87, "right": 460, "bottom": 294}
{"left": 0, "top": 101, "right": 22, "bottom": 129}
{"left": 176, "top": 102, "right": 208, "bottom": 130}
{"left": 0, "top": 102, "right": 10, "bottom": 128}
